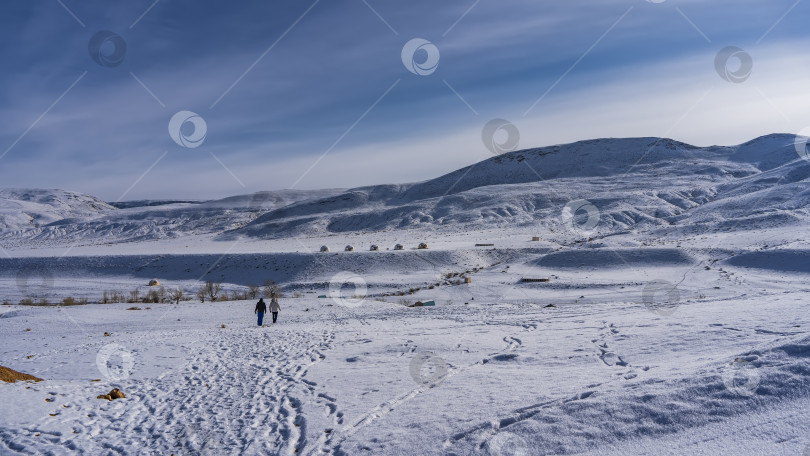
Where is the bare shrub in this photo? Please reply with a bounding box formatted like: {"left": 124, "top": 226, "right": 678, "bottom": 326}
{"left": 145, "top": 290, "right": 161, "bottom": 303}
{"left": 230, "top": 290, "right": 250, "bottom": 301}
{"left": 170, "top": 288, "right": 185, "bottom": 304}
{"left": 201, "top": 281, "right": 222, "bottom": 302}
{"left": 103, "top": 291, "right": 126, "bottom": 303}
{"left": 248, "top": 284, "right": 260, "bottom": 299}
{"left": 263, "top": 280, "right": 282, "bottom": 299}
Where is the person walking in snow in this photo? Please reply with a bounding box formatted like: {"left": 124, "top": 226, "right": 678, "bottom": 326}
{"left": 269, "top": 297, "right": 281, "bottom": 324}
{"left": 255, "top": 298, "right": 267, "bottom": 326}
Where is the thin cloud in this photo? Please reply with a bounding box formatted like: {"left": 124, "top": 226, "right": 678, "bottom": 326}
{"left": 0, "top": 0, "right": 807, "bottom": 200}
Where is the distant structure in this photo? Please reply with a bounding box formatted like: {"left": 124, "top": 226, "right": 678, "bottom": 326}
{"left": 418, "top": 242, "right": 429, "bottom": 249}
{"left": 394, "top": 244, "right": 404, "bottom": 250}
{"left": 320, "top": 245, "right": 330, "bottom": 252}
{"left": 148, "top": 279, "right": 160, "bottom": 286}
{"left": 370, "top": 244, "right": 379, "bottom": 251}
{"left": 345, "top": 245, "right": 354, "bottom": 252}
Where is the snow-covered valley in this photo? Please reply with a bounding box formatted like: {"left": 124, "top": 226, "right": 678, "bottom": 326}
{"left": 1, "top": 134, "right": 810, "bottom": 455}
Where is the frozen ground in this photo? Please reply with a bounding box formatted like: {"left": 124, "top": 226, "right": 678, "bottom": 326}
{"left": 1, "top": 134, "right": 810, "bottom": 454}
{"left": 1, "top": 260, "right": 810, "bottom": 455}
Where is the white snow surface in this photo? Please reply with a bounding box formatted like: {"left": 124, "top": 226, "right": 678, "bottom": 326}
{"left": 1, "top": 134, "right": 809, "bottom": 455}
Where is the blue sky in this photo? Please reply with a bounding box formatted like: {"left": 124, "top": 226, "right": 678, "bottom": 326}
{"left": 1, "top": 0, "right": 809, "bottom": 200}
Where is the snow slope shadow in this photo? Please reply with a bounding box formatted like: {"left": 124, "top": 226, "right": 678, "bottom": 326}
{"left": 724, "top": 250, "right": 810, "bottom": 273}
{"left": 443, "top": 334, "right": 810, "bottom": 455}
{"left": 532, "top": 248, "right": 695, "bottom": 269}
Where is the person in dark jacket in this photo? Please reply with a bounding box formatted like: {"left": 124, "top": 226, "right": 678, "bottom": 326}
{"left": 255, "top": 298, "right": 267, "bottom": 326}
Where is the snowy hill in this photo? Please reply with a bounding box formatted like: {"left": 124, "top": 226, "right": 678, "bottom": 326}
{"left": 0, "top": 189, "right": 114, "bottom": 232}
{"left": 0, "top": 134, "right": 807, "bottom": 247}
{"left": 229, "top": 133, "right": 809, "bottom": 239}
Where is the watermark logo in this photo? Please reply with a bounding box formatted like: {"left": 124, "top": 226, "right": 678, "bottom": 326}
{"left": 328, "top": 271, "right": 367, "bottom": 308}
{"left": 794, "top": 127, "right": 810, "bottom": 162}
{"left": 482, "top": 119, "right": 520, "bottom": 155}
{"left": 169, "top": 111, "right": 207, "bottom": 149}
{"left": 248, "top": 191, "right": 276, "bottom": 211}
{"left": 176, "top": 421, "right": 217, "bottom": 455}
{"left": 88, "top": 31, "right": 127, "bottom": 68}
{"left": 642, "top": 280, "right": 680, "bottom": 316}
{"left": 401, "top": 38, "right": 440, "bottom": 76}
{"left": 409, "top": 352, "right": 448, "bottom": 386}
{"left": 487, "top": 431, "right": 529, "bottom": 456}
{"left": 715, "top": 46, "right": 752, "bottom": 83}
{"left": 721, "top": 360, "right": 760, "bottom": 397}
{"left": 16, "top": 266, "right": 54, "bottom": 299}
{"left": 561, "top": 199, "right": 600, "bottom": 234}
{"left": 96, "top": 343, "right": 135, "bottom": 381}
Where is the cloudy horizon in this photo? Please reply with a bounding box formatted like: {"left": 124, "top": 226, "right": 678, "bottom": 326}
{"left": 1, "top": 0, "right": 808, "bottom": 201}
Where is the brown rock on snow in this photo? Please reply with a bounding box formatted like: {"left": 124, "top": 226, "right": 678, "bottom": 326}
{"left": 0, "top": 365, "right": 43, "bottom": 383}
{"left": 97, "top": 388, "right": 126, "bottom": 401}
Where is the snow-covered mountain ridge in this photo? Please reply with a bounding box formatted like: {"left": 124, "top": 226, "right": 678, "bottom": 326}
{"left": 1, "top": 134, "right": 807, "bottom": 247}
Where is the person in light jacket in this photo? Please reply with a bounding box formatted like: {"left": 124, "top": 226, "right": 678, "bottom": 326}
{"left": 269, "top": 297, "right": 281, "bottom": 324}
{"left": 255, "top": 298, "right": 267, "bottom": 326}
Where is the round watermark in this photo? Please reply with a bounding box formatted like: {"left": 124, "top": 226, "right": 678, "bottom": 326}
{"left": 409, "top": 351, "right": 448, "bottom": 386}
{"left": 169, "top": 111, "right": 207, "bottom": 149}
{"left": 328, "top": 271, "right": 367, "bottom": 308}
{"left": 176, "top": 421, "right": 217, "bottom": 455}
{"left": 602, "top": 352, "right": 620, "bottom": 366}
{"left": 16, "top": 266, "right": 54, "bottom": 299}
{"left": 401, "top": 38, "right": 440, "bottom": 76}
{"left": 794, "top": 127, "right": 810, "bottom": 162}
{"left": 96, "top": 343, "right": 135, "bottom": 381}
{"left": 248, "top": 191, "right": 277, "bottom": 211}
{"left": 721, "top": 361, "right": 760, "bottom": 397}
{"left": 487, "top": 431, "right": 529, "bottom": 456}
{"left": 642, "top": 280, "right": 680, "bottom": 316}
{"left": 482, "top": 119, "right": 520, "bottom": 155}
{"left": 88, "top": 31, "right": 127, "bottom": 68}
{"left": 715, "top": 46, "right": 752, "bottom": 84}
{"left": 560, "top": 199, "right": 600, "bottom": 234}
